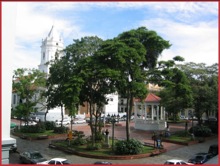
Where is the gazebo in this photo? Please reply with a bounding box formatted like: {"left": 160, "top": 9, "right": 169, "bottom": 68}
{"left": 133, "top": 93, "right": 167, "bottom": 131}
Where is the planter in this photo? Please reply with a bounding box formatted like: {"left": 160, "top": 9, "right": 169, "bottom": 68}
{"left": 49, "top": 143, "right": 166, "bottom": 160}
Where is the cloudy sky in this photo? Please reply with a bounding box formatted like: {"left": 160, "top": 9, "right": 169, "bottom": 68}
{"left": 3, "top": 1, "right": 218, "bottom": 70}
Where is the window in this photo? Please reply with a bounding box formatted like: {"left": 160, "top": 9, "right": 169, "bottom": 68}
{"left": 121, "top": 99, "right": 124, "bottom": 105}
{"left": 48, "top": 160, "right": 56, "bottom": 164}
{"left": 56, "top": 43, "right": 58, "bottom": 46}
{"left": 43, "top": 52, "right": 45, "bottom": 60}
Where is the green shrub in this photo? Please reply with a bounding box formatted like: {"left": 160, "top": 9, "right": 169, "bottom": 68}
{"left": 86, "top": 143, "right": 101, "bottom": 150}
{"left": 72, "top": 137, "right": 87, "bottom": 146}
{"left": 44, "top": 121, "right": 56, "bottom": 130}
{"left": 95, "top": 132, "right": 104, "bottom": 142}
{"left": 20, "top": 123, "right": 46, "bottom": 133}
{"left": 115, "top": 139, "right": 144, "bottom": 155}
{"left": 53, "top": 126, "right": 68, "bottom": 134}
{"left": 175, "top": 130, "right": 191, "bottom": 137}
{"left": 189, "top": 125, "right": 212, "bottom": 137}
{"left": 204, "top": 122, "right": 218, "bottom": 134}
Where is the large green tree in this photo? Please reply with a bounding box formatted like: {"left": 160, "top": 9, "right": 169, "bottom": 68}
{"left": 46, "top": 51, "right": 83, "bottom": 127}
{"left": 147, "top": 57, "right": 193, "bottom": 121}
{"left": 12, "top": 68, "right": 46, "bottom": 125}
{"left": 95, "top": 27, "right": 171, "bottom": 141}
{"left": 177, "top": 62, "right": 218, "bottom": 125}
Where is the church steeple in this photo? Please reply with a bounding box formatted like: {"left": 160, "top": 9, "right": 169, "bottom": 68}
{"left": 38, "top": 25, "right": 64, "bottom": 74}
{"left": 47, "top": 25, "right": 60, "bottom": 41}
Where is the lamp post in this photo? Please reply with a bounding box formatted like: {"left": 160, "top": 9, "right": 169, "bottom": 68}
{"left": 117, "top": 114, "right": 120, "bottom": 123}
{"left": 107, "top": 113, "right": 116, "bottom": 151}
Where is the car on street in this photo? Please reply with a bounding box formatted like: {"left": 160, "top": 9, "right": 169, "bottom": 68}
{"left": 72, "top": 118, "right": 86, "bottom": 124}
{"left": 208, "top": 144, "right": 218, "bottom": 156}
{"left": 94, "top": 161, "right": 112, "bottom": 165}
{"left": 21, "top": 121, "right": 37, "bottom": 126}
{"left": 37, "top": 158, "right": 71, "bottom": 164}
{"left": 188, "top": 152, "right": 213, "bottom": 164}
{"left": 164, "top": 159, "right": 193, "bottom": 165}
{"left": 19, "top": 151, "right": 47, "bottom": 164}
{"left": 55, "top": 119, "right": 70, "bottom": 126}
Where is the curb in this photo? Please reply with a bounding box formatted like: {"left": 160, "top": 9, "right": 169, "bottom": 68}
{"left": 48, "top": 143, "right": 167, "bottom": 160}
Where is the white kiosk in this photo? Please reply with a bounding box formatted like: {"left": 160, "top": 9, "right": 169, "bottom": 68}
{"left": 134, "top": 93, "right": 166, "bottom": 131}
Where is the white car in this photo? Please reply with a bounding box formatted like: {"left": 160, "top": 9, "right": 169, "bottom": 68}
{"left": 21, "top": 121, "right": 37, "bottom": 126}
{"left": 164, "top": 159, "right": 194, "bottom": 165}
{"left": 72, "top": 118, "right": 86, "bottom": 124}
{"left": 37, "top": 158, "right": 71, "bottom": 164}
{"left": 55, "top": 119, "right": 70, "bottom": 126}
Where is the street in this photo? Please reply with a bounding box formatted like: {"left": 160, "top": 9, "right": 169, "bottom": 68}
{"left": 9, "top": 121, "right": 218, "bottom": 164}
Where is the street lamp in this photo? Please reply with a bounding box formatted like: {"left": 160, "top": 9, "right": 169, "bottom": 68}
{"left": 117, "top": 114, "right": 120, "bottom": 123}
{"left": 107, "top": 113, "right": 116, "bottom": 151}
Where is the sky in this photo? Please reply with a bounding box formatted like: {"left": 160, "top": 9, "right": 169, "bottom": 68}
{"left": 3, "top": 1, "right": 218, "bottom": 70}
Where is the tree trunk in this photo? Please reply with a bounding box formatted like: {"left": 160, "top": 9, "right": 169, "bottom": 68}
{"left": 61, "top": 104, "right": 64, "bottom": 127}
{"left": 44, "top": 109, "right": 48, "bottom": 122}
{"left": 126, "top": 94, "right": 130, "bottom": 141}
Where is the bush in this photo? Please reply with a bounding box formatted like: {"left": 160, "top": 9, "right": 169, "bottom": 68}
{"left": 204, "top": 122, "right": 218, "bottom": 134}
{"left": 53, "top": 126, "right": 68, "bottom": 134}
{"left": 20, "top": 123, "right": 46, "bottom": 133}
{"left": 44, "top": 121, "right": 56, "bottom": 130}
{"left": 115, "top": 139, "right": 144, "bottom": 155}
{"left": 189, "top": 125, "right": 212, "bottom": 137}
{"left": 86, "top": 143, "right": 102, "bottom": 150}
{"left": 95, "top": 132, "right": 104, "bottom": 142}
{"left": 72, "top": 137, "right": 87, "bottom": 146}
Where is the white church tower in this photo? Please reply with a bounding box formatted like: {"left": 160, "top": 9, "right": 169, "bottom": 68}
{"left": 38, "top": 25, "right": 64, "bottom": 74}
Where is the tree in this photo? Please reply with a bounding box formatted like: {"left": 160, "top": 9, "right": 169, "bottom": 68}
{"left": 178, "top": 62, "right": 218, "bottom": 125}
{"left": 12, "top": 68, "right": 46, "bottom": 125}
{"left": 95, "top": 27, "right": 171, "bottom": 141}
{"left": 46, "top": 51, "right": 83, "bottom": 127}
{"left": 147, "top": 57, "right": 193, "bottom": 121}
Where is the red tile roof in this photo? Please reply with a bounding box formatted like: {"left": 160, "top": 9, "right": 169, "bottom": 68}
{"left": 134, "top": 93, "right": 161, "bottom": 103}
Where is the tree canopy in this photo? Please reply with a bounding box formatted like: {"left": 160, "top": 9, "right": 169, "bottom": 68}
{"left": 12, "top": 68, "right": 46, "bottom": 123}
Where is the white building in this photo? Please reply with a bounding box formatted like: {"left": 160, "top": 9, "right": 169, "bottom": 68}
{"left": 2, "top": 3, "right": 17, "bottom": 164}
{"left": 38, "top": 25, "right": 64, "bottom": 74}
{"left": 103, "top": 93, "right": 119, "bottom": 116}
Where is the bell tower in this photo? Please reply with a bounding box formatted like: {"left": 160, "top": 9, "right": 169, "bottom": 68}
{"left": 38, "top": 25, "right": 64, "bottom": 74}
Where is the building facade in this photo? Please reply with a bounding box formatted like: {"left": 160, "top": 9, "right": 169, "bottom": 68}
{"left": 38, "top": 25, "right": 64, "bottom": 74}
{"left": 2, "top": 3, "right": 17, "bottom": 164}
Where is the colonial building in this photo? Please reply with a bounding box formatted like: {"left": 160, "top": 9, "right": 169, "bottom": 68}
{"left": 2, "top": 3, "right": 17, "bottom": 164}
{"left": 38, "top": 25, "right": 64, "bottom": 74}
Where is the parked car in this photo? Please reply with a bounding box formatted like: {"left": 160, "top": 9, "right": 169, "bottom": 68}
{"left": 37, "top": 158, "right": 71, "bottom": 164}
{"left": 72, "top": 118, "right": 86, "bottom": 124}
{"left": 94, "top": 161, "right": 112, "bottom": 165}
{"left": 9, "top": 143, "right": 17, "bottom": 153}
{"left": 180, "top": 115, "right": 188, "bottom": 120}
{"left": 188, "top": 152, "right": 213, "bottom": 164}
{"left": 19, "top": 151, "right": 47, "bottom": 164}
{"left": 120, "top": 115, "right": 134, "bottom": 121}
{"left": 29, "top": 116, "right": 40, "bottom": 122}
{"left": 164, "top": 159, "right": 193, "bottom": 165}
{"left": 21, "top": 121, "right": 37, "bottom": 126}
{"left": 55, "top": 119, "right": 70, "bottom": 126}
{"left": 208, "top": 144, "right": 218, "bottom": 156}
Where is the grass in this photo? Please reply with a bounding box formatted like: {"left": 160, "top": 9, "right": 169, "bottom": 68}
{"left": 167, "top": 135, "right": 191, "bottom": 142}
{"left": 15, "top": 130, "right": 57, "bottom": 137}
{"left": 53, "top": 140, "right": 155, "bottom": 156}
{"left": 163, "top": 130, "right": 193, "bottom": 142}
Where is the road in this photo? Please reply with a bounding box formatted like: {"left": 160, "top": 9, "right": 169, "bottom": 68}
{"left": 9, "top": 121, "right": 218, "bottom": 164}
